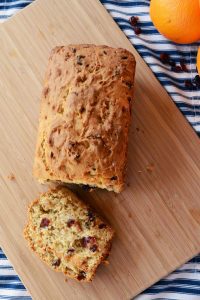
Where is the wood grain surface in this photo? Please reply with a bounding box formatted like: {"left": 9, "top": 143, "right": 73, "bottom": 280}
{"left": 0, "top": 0, "right": 200, "bottom": 299}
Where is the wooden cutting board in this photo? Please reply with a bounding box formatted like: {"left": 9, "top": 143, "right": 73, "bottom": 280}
{"left": 0, "top": 0, "right": 200, "bottom": 299}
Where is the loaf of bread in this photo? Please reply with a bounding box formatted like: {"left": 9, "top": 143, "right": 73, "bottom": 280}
{"left": 33, "top": 44, "right": 136, "bottom": 192}
{"left": 24, "top": 186, "right": 114, "bottom": 282}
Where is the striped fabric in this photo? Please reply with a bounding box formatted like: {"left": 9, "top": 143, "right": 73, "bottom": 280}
{"left": 0, "top": 1, "right": 200, "bottom": 300}
{"left": 136, "top": 256, "right": 200, "bottom": 300}
{"left": 0, "top": 0, "right": 32, "bottom": 22}
{"left": 0, "top": 249, "right": 30, "bottom": 299}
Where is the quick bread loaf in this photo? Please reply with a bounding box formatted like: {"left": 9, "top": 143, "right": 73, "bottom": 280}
{"left": 24, "top": 186, "right": 114, "bottom": 282}
{"left": 33, "top": 44, "right": 136, "bottom": 192}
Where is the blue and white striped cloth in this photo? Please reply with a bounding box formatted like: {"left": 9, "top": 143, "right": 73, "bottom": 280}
{"left": 0, "top": 1, "right": 200, "bottom": 299}
{"left": 0, "top": 0, "right": 32, "bottom": 21}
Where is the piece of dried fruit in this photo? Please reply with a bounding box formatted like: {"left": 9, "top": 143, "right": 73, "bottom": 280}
{"left": 67, "top": 248, "right": 75, "bottom": 255}
{"left": 184, "top": 80, "right": 193, "bottom": 89}
{"left": 169, "top": 60, "right": 176, "bottom": 67}
{"left": 50, "top": 152, "right": 55, "bottom": 159}
{"left": 111, "top": 176, "right": 117, "bottom": 181}
{"left": 133, "top": 27, "right": 142, "bottom": 35}
{"left": 77, "top": 55, "right": 85, "bottom": 65}
{"left": 87, "top": 210, "right": 95, "bottom": 222}
{"left": 79, "top": 106, "right": 85, "bottom": 113}
{"left": 81, "top": 237, "right": 89, "bottom": 247}
{"left": 98, "top": 223, "right": 107, "bottom": 229}
{"left": 121, "top": 56, "right": 128, "bottom": 60}
{"left": 160, "top": 53, "right": 170, "bottom": 64}
{"left": 85, "top": 221, "right": 90, "bottom": 229}
{"left": 75, "top": 153, "right": 80, "bottom": 160}
{"left": 67, "top": 219, "right": 75, "bottom": 228}
{"left": 52, "top": 258, "right": 61, "bottom": 267}
{"left": 81, "top": 236, "right": 96, "bottom": 248}
{"left": 40, "top": 218, "right": 50, "bottom": 228}
{"left": 171, "top": 65, "right": 182, "bottom": 72}
{"left": 90, "top": 245, "right": 98, "bottom": 252}
{"left": 180, "top": 59, "right": 188, "bottom": 72}
{"left": 77, "top": 271, "right": 86, "bottom": 280}
{"left": 129, "top": 16, "right": 139, "bottom": 26}
{"left": 123, "top": 81, "right": 133, "bottom": 89}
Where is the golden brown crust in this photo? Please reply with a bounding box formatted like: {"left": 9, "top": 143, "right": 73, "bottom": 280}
{"left": 33, "top": 44, "right": 136, "bottom": 192}
{"left": 24, "top": 186, "right": 114, "bottom": 282}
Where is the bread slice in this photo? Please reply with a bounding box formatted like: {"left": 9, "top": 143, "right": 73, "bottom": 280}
{"left": 24, "top": 186, "right": 114, "bottom": 282}
{"left": 33, "top": 44, "right": 136, "bottom": 193}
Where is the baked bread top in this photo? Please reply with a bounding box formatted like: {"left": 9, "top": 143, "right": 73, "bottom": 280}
{"left": 24, "top": 186, "right": 114, "bottom": 282}
{"left": 33, "top": 44, "right": 136, "bottom": 192}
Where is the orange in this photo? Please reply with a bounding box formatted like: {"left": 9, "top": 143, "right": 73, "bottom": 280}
{"left": 150, "top": 0, "right": 200, "bottom": 44}
{"left": 197, "top": 47, "right": 200, "bottom": 75}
